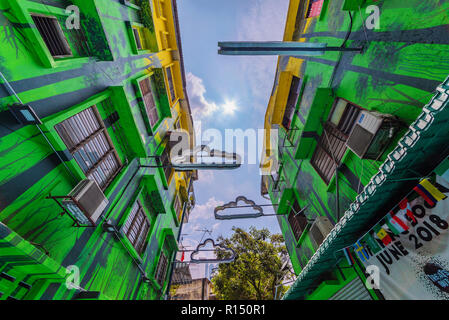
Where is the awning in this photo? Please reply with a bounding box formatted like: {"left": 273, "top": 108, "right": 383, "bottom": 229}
{"left": 283, "top": 76, "right": 449, "bottom": 300}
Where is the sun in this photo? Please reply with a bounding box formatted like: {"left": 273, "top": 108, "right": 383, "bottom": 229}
{"left": 221, "top": 99, "right": 239, "bottom": 115}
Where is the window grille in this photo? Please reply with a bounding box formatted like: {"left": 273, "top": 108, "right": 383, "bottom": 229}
{"left": 133, "top": 28, "right": 143, "bottom": 50}
{"left": 155, "top": 251, "right": 168, "bottom": 287}
{"left": 123, "top": 200, "right": 151, "bottom": 254}
{"left": 311, "top": 99, "right": 360, "bottom": 183}
{"left": 173, "top": 195, "right": 183, "bottom": 220}
{"left": 165, "top": 67, "right": 176, "bottom": 102}
{"left": 287, "top": 200, "right": 308, "bottom": 241}
{"left": 160, "top": 147, "right": 173, "bottom": 183}
{"left": 31, "top": 14, "right": 72, "bottom": 57}
{"left": 282, "top": 76, "right": 302, "bottom": 130}
{"left": 139, "top": 78, "right": 159, "bottom": 127}
{"left": 55, "top": 105, "right": 121, "bottom": 189}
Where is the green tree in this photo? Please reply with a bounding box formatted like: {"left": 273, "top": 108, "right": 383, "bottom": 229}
{"left": 212, "top": 227, "right": 294, "bottom": 300}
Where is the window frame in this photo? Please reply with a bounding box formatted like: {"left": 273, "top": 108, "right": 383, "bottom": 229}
{"left": 7, "top": 0, "right": 91, "bottom": 68}
{"left": 117, "top": 188, "right": 156, "bottom": 261}
{"left": 138, "top": 77, "right": 160, "bottom": 128}
{"left": 127, "top": 21, "right": 157, "bottom": 54}
{"left": 154, "top": 249, "right": 169, "bottom": 288}
{"left": 122, "top": 199, "right": 151, "bottom": 255}
{"left": 306, "top": 0, "right": 325, "bottom": 19}
{"left": 159, "top": 145, "right": 174, "bottom": 186}
{"left": 55, "top": 104, "right": 123, "bottom": 190}
{"left": 164, "top": 65, "right": 176, "bottom": 103}
{"left": 282, "top": 76, "right": 303, "bottom": 131}
{"left": 173, "top": 194, "right": 183, "bottom": 222}
{"left": 30, "top": 13, "right": 73, "bottom": 59}
{"left": 310, "top": 98, "right": 361, "bottom": 184}
{"left": 133, "top": 27, "right": 144, "bottom": 50}
{"left": 287, "top": 198, "right": 308, "bottom": 242}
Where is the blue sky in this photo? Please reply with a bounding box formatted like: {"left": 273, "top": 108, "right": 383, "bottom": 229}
{"left": 176, "top": 0, "right": 290, "bottom": 278}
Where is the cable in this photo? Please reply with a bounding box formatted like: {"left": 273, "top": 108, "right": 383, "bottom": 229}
{"left": 328, "top": 11, "right": 354, "bottom": 88}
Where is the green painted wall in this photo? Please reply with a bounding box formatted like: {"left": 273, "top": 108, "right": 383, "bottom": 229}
{"left": 267, "top": 0, "right": 449, "bottom": 299}
{"left": 0, "top": 0, "right": 189, "bottom": 300}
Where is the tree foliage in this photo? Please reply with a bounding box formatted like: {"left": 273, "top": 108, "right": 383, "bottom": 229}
{"left": 211, "top": 227, "right": 294, "bottom": 300}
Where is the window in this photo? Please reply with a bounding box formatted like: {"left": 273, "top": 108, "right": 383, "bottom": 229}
{"left": 139, "top": 78, "right": 159, "bottom": 127}
{"left": 55, "top": 105, "right": 121, "bottom": 189}
{"left": 132, "top": 26, "right": 153, "bottom": 51}
{"left": 155, "top": 250, "right": 168, "bottom": 287}
{"left": 288, "top": 200, "right": 308, "bottom": 242}
{"left": 31, "top": 14, "right": 72, "bottom": 58}
{"left": 155, "top": 0, "right": 167, "bottom": 19}
{"left": 174, "top": 118, "right": 181, "bottom": 130}
{"left": 311, "top": 99, "right": 360, "bottom": 184}
{"left": 173, "top": 195, "right": 183, "bottom": 220}
{"left": 282, "top": 76, "right": 302, "bottom": 130}
{"left": 133, "top": 28, "right": 143, "bottom": 50}
{"left": 160, "top": 147, "right": 173, "bottom": 183}
{"left": 123, "top": 200, "right": 151, "bottom": 255}
{"left": 307, "top": 0, "right": 324, "bottom": 18}
{"left": 165, "top": 67, "right": 175, "bottom": 102}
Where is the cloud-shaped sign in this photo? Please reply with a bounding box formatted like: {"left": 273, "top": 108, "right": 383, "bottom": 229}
{"left": 214, "top": 196, "right": 264, "bottom": 220}
{"left": 190, "top": 238, "right": 236, "bottom": 264}
{"left": 171, "top": 145, "right": 242, "bottom": 170}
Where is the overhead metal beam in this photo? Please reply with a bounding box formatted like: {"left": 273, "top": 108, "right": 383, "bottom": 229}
{"left": 218, "top": 41, "right": 364, "bottom": 56}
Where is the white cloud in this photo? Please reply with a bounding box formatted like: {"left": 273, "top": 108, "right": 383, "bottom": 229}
{"left": 188, "top": 196, "right": 224, "bottom": 222}
{"left": 198, "top": 170, "right": 215, "bottom": 184}
{"left": 187, "top": 72, "right": 240, "bottom": 119}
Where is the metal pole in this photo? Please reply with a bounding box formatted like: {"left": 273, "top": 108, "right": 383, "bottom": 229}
{"left": 218, "top": 41, "right": 364, "bottom": 56}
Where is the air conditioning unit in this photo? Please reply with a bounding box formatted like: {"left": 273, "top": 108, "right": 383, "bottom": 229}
{"left": 309, "top": 216, "right": 334, "bottom": 250}
{"left": 346, "top": 111, "right": 399, "bottom": 160}
{"left": 63, "top": 179, "right": 108, "bottom": 226}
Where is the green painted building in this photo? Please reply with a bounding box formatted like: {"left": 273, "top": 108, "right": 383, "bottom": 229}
{"left": 0, "top": 0, "right": 197, "bottom": 300}
{"left": 260, "top": 0, "right": 449, "bottom": 300}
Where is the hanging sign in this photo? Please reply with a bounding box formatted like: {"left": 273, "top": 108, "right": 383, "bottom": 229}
{"left": 353, "top": 177, "right": 449, "bottom": 299}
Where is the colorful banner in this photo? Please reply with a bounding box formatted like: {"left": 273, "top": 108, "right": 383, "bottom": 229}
{"left": 357, "top": 177, "right": 449, "bottom": 299}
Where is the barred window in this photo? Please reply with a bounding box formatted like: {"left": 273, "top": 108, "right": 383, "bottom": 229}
{"left": 165, "top": 66, "right": 176, "bottom": 102}
{"left": 123, "top": 200, "right": 151, "bottom": 255}
{"left": 55, "top": 105, "right": 121, "bottom": 189}
{"left": 31, "top": 14, "right": 72, "bottom": 58}
{"left": 139, "top": 78, "right": 159, "bottom": 127}
{"left": 307, "top": 0, "right": 324, "bottom": 18}
{"left": 311, "top": 99, "right": 360, "bottom": 184}
{"left": 173, "top": 195, "right": 183, "bottom": 220}
{"left": 160, "top": 147, "right": 173, "bottom": 183}
{"left": 288, "top": 200, "right": 307, "bottom": 242}
{"left": 155, "top": 251, "right": 168, "bottom": 287}
{"left": 133, "top": 28, "right": 143, "bottom": 50}
{"left": 282, "top": 76, "right": 302, "bottom": 130}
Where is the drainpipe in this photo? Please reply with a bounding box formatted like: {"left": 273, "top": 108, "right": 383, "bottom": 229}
{"left": 0, "top": 71, "right": 77, "bottom": 182}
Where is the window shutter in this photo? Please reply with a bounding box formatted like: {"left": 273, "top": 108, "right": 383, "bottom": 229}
{"left": 139, "top": 78, "right": 159, "bottom": 127}
{"left": 55, "top": 105, "right": 121, "bottom": 189}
